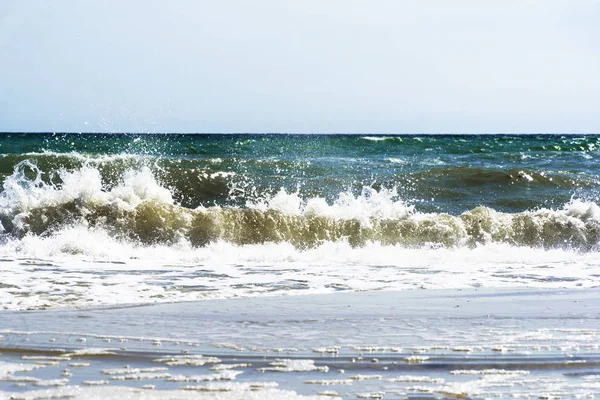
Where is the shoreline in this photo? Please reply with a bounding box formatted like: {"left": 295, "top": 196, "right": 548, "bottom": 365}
{"left": 3, "top": 286, "right": 598, "bottom": 348}
{"left": 2, "top": 287, "right": 599, "bottom": 398}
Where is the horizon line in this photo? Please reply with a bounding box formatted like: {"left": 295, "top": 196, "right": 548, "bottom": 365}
{"left": 1, "top": 131, "right": 600, "bottom": 135}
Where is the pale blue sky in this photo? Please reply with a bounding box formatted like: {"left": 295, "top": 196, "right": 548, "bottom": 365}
{"left": 1, "top": 0, "right": 599, "bottom": 133}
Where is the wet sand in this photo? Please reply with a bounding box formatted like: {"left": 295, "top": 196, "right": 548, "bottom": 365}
{"left": 1, "top": 287, "right": 600, "bottom": 399}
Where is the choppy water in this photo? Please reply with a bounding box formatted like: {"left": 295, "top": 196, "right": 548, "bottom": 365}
{"left": 1, "top": 133, "right": 599, "bottom": 309}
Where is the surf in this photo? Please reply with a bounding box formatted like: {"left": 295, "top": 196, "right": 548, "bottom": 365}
{"left": 1, "top": 161, "right": 599, "bottom": 251}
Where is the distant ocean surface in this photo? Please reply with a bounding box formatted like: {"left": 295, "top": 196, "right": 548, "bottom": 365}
{"left": 1, "top": 133, "right": 599, "bottom": 310}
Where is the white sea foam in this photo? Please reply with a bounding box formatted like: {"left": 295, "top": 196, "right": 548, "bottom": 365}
{"left": 153, "top": 355, "right": 221, "bottom": 367}
{"left": 0, "top": 383, "right": 324, "bottom": 399}
{"left": 32, "top": 378, "right": 69, "bottom": 387}
{"left": 167, "top": 370, "right": 243, "bottom": 382}
{"left": 386, "top": 157, "right": 405, "bottom": 164}
{"left": 387, "top": 376, "right": 444, "bottom": 383}
{"left": 360, "top": 136, "right": 401, "bottom": 142}
{"left": 0, "top": 362, "right": 44, "bottom": 377}
{"left": 1, "top": 233, "right": 600, "bottom": 310}
{"left": 257, "top": 359, "right": 328, "bottom": 373}
{"left": 0, "top": 161, "right": 173, "bottom": 226}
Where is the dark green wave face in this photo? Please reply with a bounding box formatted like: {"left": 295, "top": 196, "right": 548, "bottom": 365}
{"left": 0, "top": 133, "right": 599, "bottom": 249}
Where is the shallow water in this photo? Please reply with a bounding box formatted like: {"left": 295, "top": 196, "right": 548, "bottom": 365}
{"left": 1, "top": 289, "right": 600, "bottom": 399}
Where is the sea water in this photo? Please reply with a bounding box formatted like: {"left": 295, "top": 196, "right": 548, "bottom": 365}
{"left": 0, "top": 133, "right": 599, "bottom": 309}
{"left": 1, "top": 133, "right": 600, "bottom": 399}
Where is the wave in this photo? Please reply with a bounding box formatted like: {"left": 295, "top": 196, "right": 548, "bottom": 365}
{"left": 0, "top": 161, "right": 599, "bottom": 251}
{"left": 413, "top": 166, "right": 595, "bottom": 188}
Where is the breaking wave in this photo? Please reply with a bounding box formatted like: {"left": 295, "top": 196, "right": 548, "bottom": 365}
{"left": 1, "top": 161, "right": 599, "bottom": 252}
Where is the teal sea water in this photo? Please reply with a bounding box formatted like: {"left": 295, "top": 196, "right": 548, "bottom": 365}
{"left": 1, "top": 133, "right": 599, "bottom": 249}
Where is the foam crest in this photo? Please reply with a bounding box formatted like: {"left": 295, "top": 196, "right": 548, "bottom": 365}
{"left": 249, "top": 187, "right": 414, "bottom": 224}
{"left": 0, "top": 161, "right": 175, "bottom": 234}
{"left": 113, "top": 167, "right": 174, "bottom": 208}
{"left": 564, "top": 199, "right": 600, "bottom": 220}
{"left": 1, "top": 161, "right": 170, "bottom": 211}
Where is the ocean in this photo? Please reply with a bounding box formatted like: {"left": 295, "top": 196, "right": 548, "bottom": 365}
{"left": 1, "top": 133, "right": 600, "bottom": 399}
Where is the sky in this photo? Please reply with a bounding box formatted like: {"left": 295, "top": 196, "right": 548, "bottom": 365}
{"left": 0, "top": 0, "right": 599, "bottom": 133}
